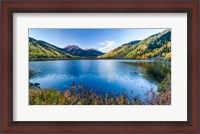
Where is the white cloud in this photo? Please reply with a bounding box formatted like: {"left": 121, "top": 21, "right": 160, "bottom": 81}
{"left": 98, "top": 41, "right": 118, "bottom": 53}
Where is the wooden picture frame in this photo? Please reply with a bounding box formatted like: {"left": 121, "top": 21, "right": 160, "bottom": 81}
{"left": 1, "top": 0, "right": 199, "bottom": 133}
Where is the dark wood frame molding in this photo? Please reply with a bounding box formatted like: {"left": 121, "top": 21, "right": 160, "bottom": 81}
{"left": 1, "top": 0, "right": 199, "bottom": 133}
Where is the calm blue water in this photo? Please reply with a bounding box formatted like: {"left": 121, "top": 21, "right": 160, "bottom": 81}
{"left": 29, "top": 60, "right": 164, "bottom": 99}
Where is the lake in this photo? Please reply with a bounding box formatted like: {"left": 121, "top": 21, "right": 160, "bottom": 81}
{"left": 29, "top": 60, "right": 170, "bottom": 100}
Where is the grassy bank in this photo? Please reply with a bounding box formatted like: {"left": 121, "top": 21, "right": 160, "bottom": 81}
{"left": 29, "top": 84, "right": 171, "bottom": 105}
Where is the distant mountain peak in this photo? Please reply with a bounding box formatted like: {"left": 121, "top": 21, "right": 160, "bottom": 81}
{"left": 64, "top": 45, "right": 80, "bottom": 49}
{"left": 128, "top": 40, "right": 141, "bottom": 44}
{"left": 84, "top": 48, "right": 90, "bottom": 50}
{"left": 63, "top": 45, "right": 104, "bottom": 58}
{"left": 122, "top": 40, "right": 141, "bottom": 46}
{"left": 90, "top": 48, "right": 98, "bottom": 50}
{"left": 84, "top": 48, "right": 99, "bottom": 51}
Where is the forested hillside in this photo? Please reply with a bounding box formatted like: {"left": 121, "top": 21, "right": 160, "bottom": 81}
{"left": 98, "top": 30, "right": 171, "bottom": 61}
{"left": 29, "top": 37, "right": 76, "bottom": 60}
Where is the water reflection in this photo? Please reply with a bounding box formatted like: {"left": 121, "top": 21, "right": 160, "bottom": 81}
{"left": 122, "top": 62, "right": 171, "bottom": 83}
{"left": 29, "top": 60, "right": 170, "bottom": 99}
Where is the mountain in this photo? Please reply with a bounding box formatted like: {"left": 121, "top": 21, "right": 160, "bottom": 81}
{"left": 125, "top": 30, "right": 171, "bottom": 59}
{"left": 98, "top": 30, "right": 171, "bottom": 60}
{"left": 64, "top": 45, "right": 104, "bottom": 58}
{"left": 98, "top": 40, "right": 141, "bottom": 59}
{"left": 29, "top": 38, "right": 104, "bottom": 60}
{"left": 29, "top": 29, "right": 171, "bottom": 60}
{"left": 29, "top": 37, "right": 76, "bottom": 60}
{"left": 122, "top": 40, "right": 141, "bottom": 46}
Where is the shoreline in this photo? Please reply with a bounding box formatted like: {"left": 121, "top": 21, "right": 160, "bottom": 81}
{"left": 29, "top": 58, "right": 158, "bottom": 61}
{"left": 29, "top": 85, "right": 171, "bottom": 105}
{"left": 29, "top": 57, "right": 170, "bottom": 66}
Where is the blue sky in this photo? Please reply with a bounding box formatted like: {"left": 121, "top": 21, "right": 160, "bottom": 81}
{"left": 29, "top": 28, "right": 167, "bottom": 53}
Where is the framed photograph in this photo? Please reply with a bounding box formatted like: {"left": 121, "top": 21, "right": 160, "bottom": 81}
{"left": 1, "top": 0, "right": 199, "bottom": 133}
